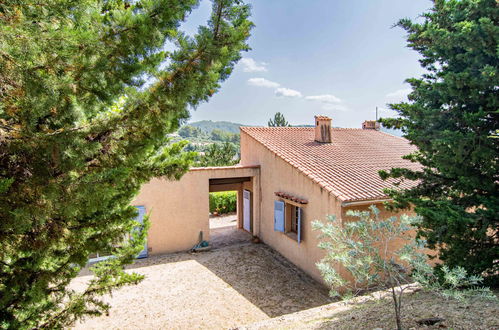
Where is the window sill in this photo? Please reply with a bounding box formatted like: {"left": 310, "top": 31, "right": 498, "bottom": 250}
{"left": 285, "top": 232, "right": 299, "bottom": 242}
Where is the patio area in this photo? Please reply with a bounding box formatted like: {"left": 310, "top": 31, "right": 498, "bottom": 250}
{"left": 73, "top": 239, "right": 332, "bottom": 329}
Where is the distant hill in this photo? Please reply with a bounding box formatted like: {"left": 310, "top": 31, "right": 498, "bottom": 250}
{"left": 186, "top": 120, "right": 404, "bottom": 137}
{"left": 189, "top": 120, "right": 244, "bottom": 134}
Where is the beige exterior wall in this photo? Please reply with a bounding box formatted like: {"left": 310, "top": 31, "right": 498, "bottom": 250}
{"left": 240, "top": 130, "right": 418, "bottom": 285}
{"left": 240, "top": 131, "right": 342, "bottom": 284}
{"left": 132, "top": 166, "right": 259, "bottom": 255}
{"left": 130, "top": 129, "right": 422, "bottom": 288}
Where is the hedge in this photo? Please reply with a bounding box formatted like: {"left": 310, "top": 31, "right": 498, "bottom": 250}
{"left": 209, "top": 191, "right": 237, "bottom": 214}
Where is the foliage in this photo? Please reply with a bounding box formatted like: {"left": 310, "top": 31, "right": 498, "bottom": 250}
{"left": 178, "top": 125, "right": 203, "bottom": 138}
{"left": 313, "top": 206, "right": 424, "bottom": 330}
{"left": 210, "top": 128, "right": 240, "bottom": 143}
{"left": 196, "top": 142, "right": 239, "bottom": 167}
{"left": 209, "top": 191, "right": 237, "bottom": 214}
{"left": 178, "top": 125, "right": 239, "bottom": 143}
{"left": 268, "top": 112, "right": 290, "bottom": 127}
{"left": 190, "top": 120, "right": 243, "bottom": 134}
{"left": 414, "top": 264, "right": 496, "bottom": 302}
{"left": 379, "top": 0, "right": 499, "bottom": 285}
{"left": 177, "top": 124, "right": 240, "bottom": 151}
{"left": 312, "top": 205, "right": 495, "bottom": 330}
{"left": 0, "top": 0, "right": 252, "bottom": 328}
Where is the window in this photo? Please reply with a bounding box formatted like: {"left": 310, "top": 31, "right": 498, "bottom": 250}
{"left": 88, "top": 206, "right": 148, "bottom": 263}
{"left": 274, "top": 200, "right": 303, "bottom": 243}
{"left": 290, "top": 206, "right": 300, "bottom": 234}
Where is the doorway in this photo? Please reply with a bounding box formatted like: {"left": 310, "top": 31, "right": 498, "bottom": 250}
{"left": 208, "top": 177, "right": 253, "bottom": 248}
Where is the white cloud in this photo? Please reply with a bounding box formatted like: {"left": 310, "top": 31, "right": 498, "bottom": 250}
{"left": 247, "top": 78, "right": 280, "bottom": 88}
{"left": 322, "top": 103, "right": 349, "bottom": 112}
{"left": 275, "top": 87, "right": 303, "bottom": 98}
{"left": 377, "top": 106, "right": 398, "bottom": 118}
{"left": 305, "top": 94, "right": 341, "bottom": 104}
{"left": 386, "top": 88, "right": 411, "bottom": 100}
{"left": 240, "top": 58, "right": 268, "bottom": 72}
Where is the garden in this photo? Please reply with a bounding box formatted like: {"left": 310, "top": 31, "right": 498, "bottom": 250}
{"left": 209, "top": 191, "right": 237, "bottom": 216}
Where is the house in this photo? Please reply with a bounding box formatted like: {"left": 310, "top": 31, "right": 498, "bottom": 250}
{"left": 131, "top": 115, "right": 419, "bottom": 284}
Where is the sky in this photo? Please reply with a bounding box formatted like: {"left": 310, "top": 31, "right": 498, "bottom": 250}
{"left": 182, "top": 0, "right": 432, "bottom": 128}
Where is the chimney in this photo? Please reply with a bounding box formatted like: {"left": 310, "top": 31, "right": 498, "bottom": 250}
{"left": 362, "top": 120, "right": 380, "bottom": 130}
{"left": 314, "top": 115, "right": 332, "bottom": 143}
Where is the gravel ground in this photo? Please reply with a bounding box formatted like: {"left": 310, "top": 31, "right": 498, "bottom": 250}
{"left": 239, "top": 288, "right": 499, "bottom": 330}
{"left": 72, "top": 236, "right": 332, "bottom": 329}
{"left": 210, "top": 226, "right": 252, "bottom": 249}
{"left": 209, "top": 213, "right": 238, "bottom": 229}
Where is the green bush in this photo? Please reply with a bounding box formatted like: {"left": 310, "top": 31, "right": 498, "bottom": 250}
{"left": 313, "top": 205, "right": 496, "bottom": 330}
{"left": 209, "top": 191, "right": 237, "bottom": 214}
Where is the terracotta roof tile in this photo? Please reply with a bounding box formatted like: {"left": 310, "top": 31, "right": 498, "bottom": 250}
{"left": 275, "top": 192, "right": 308, "bottom": 204}
{"left": 240, "top": 127, "right": 419, "bottom": 203}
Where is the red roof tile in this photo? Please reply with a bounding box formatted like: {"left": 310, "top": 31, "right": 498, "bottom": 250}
{"left": 240, "top": 127, "right": 419, "bottom": 203}
{"left": 275, "top": 192, "right": 309, "bottom": 204}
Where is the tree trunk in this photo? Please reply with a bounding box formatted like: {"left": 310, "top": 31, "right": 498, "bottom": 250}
{"left": 391, "top": 286, "right": 402, "bottom": 330}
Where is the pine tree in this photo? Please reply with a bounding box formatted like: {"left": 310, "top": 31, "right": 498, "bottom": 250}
{"left": 380, "top": 0, "right": 498, "bottom": 285}
{"left": 268, "top": 112, "right": 290, "bottom": 127}
{"left": 197, "top": 142, "right": 239, "bottom": 167}
{"left": 0, "top": 1, "right": 252, "bottom": 328}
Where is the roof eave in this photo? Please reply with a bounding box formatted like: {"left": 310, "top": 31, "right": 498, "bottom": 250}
{"left": 341, "top": 198, "right": 392, "bottom": 207}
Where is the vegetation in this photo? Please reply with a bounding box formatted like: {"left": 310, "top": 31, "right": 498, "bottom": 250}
{"left": 178, "top": 125, "right": 203, "bottom": 139}
{"left": 196, "top": 142, "right": 239, "bottom": 167}
{"left": 190, "top": 120, "right": 243, "bottom": 134}
{"left": 0, "top": 0, "right": 252, "bottom": 328}
{"left": 209, "top": 191, "right": 237, "bottom": 214}
{"left": 178, "top": 124, "right": 239, "bottom": 143}
{"left": 210, "top": 129, "right": 240, "bottom": 143}
{"left": 268, "top": 112, "right": 290, "bottom": 127}
{"left": 380, "top": 0, "right": 498, "bottom": 285}
{"left": 313, "top": 206, "right": 495, "bottom": 330}
{"left": 177, "top": 122, "right": 240, "bottom": 161}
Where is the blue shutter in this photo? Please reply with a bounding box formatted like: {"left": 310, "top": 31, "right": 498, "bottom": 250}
{"left": 135, "top": 206, "right": 148, "bottom": 259}
{"left": 297, "top": 207, "right": 302, "bottom": 244}
{"left": 274, "top": 201, "right": 285, "bottom": 232}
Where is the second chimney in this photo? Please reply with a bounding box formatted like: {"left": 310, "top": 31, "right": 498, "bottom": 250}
{"left": 314, "top": 115, "right": 332, "bottom": 143}
{"left": 362, "top": 120, "right": 380, "bottom": 130}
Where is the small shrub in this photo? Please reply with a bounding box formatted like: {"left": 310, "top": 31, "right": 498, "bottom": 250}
{"left": 209, "top": 191, "right": 237, "bottom": 214}
{"left": 313, "top": 205, "right": 496, "bottom": 330}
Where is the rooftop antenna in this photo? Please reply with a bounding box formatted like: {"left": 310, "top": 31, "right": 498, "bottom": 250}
{"left": 375, "top": 106, "right": 378, "bottom": 122}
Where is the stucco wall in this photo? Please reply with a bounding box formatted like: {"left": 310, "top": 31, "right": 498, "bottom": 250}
{"left": 240, "top": 131, "right": 342, "bottom": 284}
{"left": 240, "top": 130, "right": 421, "bottom": 286}
{"left": 132, "top": 166, "right": 259, "bottom": 255}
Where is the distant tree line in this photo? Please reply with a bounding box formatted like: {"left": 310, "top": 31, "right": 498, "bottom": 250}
{"left": 177, "top": 125, "right": 240, "bottom": 167}
{"left": 178, "top": 125, "right": 239, "bottom": 143}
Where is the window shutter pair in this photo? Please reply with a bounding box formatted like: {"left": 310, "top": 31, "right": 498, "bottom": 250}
{"left": 274, "top": 201, "right": 302, "bottom": 244}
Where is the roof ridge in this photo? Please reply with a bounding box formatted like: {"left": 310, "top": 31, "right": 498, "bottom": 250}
{"left": 240, "top": 126, "right": 366, "bottom": 130}
{"left": 241, "top": 126, "right": 313, "bottom": 129}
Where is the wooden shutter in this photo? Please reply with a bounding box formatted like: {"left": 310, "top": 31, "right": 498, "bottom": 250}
{"left": 274, "top": 201, "right": 285, "bottom": 232}
{"left": 243, "top": 190, "right": 251, "bottom": 232}
{"left": 297, "top": 207, "right": 302, "bottom": 243}
{"left": 135, "top": 206, "right": 148, "bottom": 259}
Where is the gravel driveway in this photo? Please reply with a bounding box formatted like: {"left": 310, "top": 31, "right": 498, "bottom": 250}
{"left": 73, "top": 235, "right": 332, "bottom": 329}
